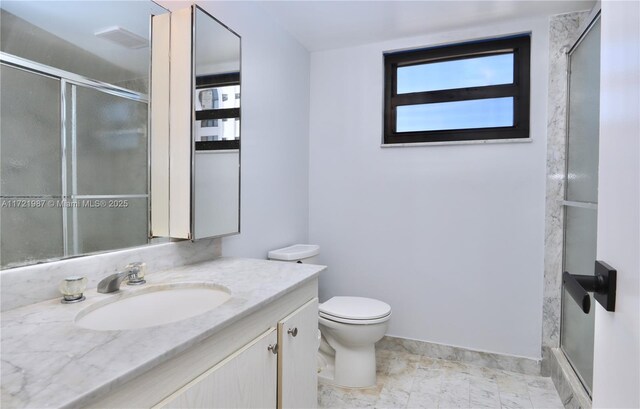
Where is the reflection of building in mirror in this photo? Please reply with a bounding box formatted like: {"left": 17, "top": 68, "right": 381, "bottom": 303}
{"left": 195, "top": 85, "right": 240, "bottom": 142}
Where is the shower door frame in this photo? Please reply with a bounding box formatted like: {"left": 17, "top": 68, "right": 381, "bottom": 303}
{"left": 0, "top": 52, "right": 150, "bottom": 261}
{"left": 559, "top": 10, "right": 602, "bottom": 398}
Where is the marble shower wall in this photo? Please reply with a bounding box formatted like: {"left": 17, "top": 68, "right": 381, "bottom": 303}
{"left": 543, "top": 11, "right": 590, "bottom": 349}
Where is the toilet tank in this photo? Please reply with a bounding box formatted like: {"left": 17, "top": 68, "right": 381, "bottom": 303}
{"left": 268, "top": 244, "right": 320, "bottom": 264}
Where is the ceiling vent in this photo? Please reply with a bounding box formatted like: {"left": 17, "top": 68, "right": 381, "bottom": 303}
{"left": 94, "top": 26, "right": 148, "bottom": 49}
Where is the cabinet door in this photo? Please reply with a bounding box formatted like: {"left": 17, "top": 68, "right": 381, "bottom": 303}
{"left": 278, "top": 298, "right": 319, "bottom": 409}
{"left": 157, "top": 328, "right": 277, "bottom": 409}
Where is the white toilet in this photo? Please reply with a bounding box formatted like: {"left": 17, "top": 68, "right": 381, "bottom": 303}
{"left": 268, "top": 244, "right": 392, "bottom": 389}
{"left": 317, "top": 296, "right": 391, "bottom": 388}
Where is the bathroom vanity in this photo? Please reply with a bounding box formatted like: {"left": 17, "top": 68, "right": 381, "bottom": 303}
{"left": 1, "top": 3, "right": 319, "bottom": 407}
{"left": 0, "top": 258, "right": 324, "bottom": 408}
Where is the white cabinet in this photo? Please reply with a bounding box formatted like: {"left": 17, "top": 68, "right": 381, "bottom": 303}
{"left": 278, "top": 298, "right": 319, "bottom": 409}
{"left": 154, "top": 297, "right": 319, "bottom": 409}
{"left": 156, "top": 328, "right": 278, "bottom": 408}
{"left": 87, "top": 280, "right": 320, "bottom": 409}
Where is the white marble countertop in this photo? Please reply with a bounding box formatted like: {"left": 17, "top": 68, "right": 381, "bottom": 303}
{"left": 1, "top": 257, "right": 324, "bottom": 409}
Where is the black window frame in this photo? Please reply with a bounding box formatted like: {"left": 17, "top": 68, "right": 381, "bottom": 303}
{"left": 383, "top": 35, "right": 530, "bottom": 144}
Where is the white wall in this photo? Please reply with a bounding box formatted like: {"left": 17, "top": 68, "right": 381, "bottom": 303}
{"left": 158, "top": 1, "right": 311, "bottom": 259}
{"left": 309, "top": 17, "right": 550, "bottom": 359}
{"left": 593, "top": 1, "right": 640, "bottom": 407}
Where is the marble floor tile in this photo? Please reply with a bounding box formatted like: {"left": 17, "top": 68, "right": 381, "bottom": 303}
{"left": 318, "top": 350, "right": 562, "bottom": 409}
{"left": 376, "top": 386, "right": 411, "bottom": 408}
{"left": 496, "top": 373, "right": 530, "bottom": 395}
{"left": 439, "top": 378, "right": 470, "bottom": 408}
{"left": 411, "top": 373, "right": 442, "bottom": 395}
{"left": 527, "top": 386, "right": 564, "bottom": 409}
{"left": 406, "top": 390, "right": 440, "bottom": 408}
{"left": 470, "top": 378, "right": 501, "bottom": 408}
{"left": 498, "top": 392, "right": 533, "bottom": 409}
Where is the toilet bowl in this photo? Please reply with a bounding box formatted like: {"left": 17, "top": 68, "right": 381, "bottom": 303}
{"left": 268, "top": 245, "right": 392, "bottom": 388}
{"left": 318, "top": 296, "right": 391, "bottom": 388}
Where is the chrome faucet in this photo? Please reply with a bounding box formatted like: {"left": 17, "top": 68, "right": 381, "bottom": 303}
{"left": 97, "top": 262, "right": 147, "bottom": 294}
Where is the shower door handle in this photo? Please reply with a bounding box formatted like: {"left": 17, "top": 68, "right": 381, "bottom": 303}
{"left": 563, "top": 260, "right": 617, "bottom": 314}
{"left": 563, "top": 272, "right": 591, "bottom": 313}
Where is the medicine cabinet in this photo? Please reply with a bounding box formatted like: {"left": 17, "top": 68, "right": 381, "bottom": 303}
{"left": 151, "top": 5, "right": 241, "bottom": 240}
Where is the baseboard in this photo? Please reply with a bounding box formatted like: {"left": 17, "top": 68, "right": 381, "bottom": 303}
{"left": 544, "top": 347, "right": 592, "bottom": 409}
{"left": 376, "top": 335, "right": 542, "bottom": 376}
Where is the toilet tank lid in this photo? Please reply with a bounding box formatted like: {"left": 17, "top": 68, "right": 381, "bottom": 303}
{"left": 268, "top": 244, "right": 320, "bottom": 261}
{"left": 319, "top": 296, "right": 391, "bottom": 320}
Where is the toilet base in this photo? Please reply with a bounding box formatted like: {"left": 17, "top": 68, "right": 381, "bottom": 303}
{"left": 317, "top": 348, "right": 333, "bottom": 378}
{"left": 318, "top": 331, "right": 378, "bottom": 388}
{"left": 317, "top": 297, "right": 390, "bottom": 389}
{"left": 334, "top": 345, "right": 377, "bottom": 388}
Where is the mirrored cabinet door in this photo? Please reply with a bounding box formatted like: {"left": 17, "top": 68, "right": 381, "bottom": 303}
{"left": 151, "top": 5, "right": 241, "bottom": 240}
{"left": 193, "top": 6, "right": 241, "bottom": 240}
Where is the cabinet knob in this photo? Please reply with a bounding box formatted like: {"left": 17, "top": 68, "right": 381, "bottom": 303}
{"left": 267, "top": 343, "right": 278, "bottom": 354}
{"left": 287, "top": 327, "right": 298, "bottom": 337}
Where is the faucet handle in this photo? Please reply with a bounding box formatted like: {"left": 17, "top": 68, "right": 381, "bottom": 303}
{"left": 126, "top": 262, "right": 147, "bottom": 286}
{"left": 59, "top": 276, "right": 87, "bottom": 303}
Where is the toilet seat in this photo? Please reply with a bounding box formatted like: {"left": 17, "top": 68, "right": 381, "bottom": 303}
{"left": 319, "top": 311, "right": 391, "bottom": 325}
{"left": 319, "top": 296, "right": 391, "bottom": 325}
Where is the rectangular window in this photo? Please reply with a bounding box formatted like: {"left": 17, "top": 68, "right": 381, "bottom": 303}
{"left": 384, "top": 35, "right": 530, "bottom": 144}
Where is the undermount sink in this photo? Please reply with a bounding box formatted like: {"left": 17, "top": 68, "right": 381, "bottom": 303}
{"left": 75, "top": 284, "right": 231, "bottom": 331}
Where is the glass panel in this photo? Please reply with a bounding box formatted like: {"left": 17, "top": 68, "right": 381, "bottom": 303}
{"left": 562, "top": 206, "right": 597, "bottom": 392}
{"left": 73, "top": 198, "right": 148, "bottom": 255}
{"left": 561, "top": 17, "right": 600, "bottom": 396}
{"left": 566, "top": 20, "right": 601, "bottom": 203}
{"left": 396, "top": 97, "right": 513, "bottom": 132}
{"left": 0, "top": 64, "right": 61, "bottom": 196}
{"left": 74, "top": 85, "right": 148, "bottom": 195}
{"left": 0, "top": 202, "right": 63, "bottom": 267}
{"left": 397, "top": 53, "right": 513, "bottom": 94}
{"left": 564, "top": 207, "right": 598, "bottom": 277}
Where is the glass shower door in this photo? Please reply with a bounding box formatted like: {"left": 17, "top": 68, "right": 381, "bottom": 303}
{"left": 0, "top": 60, "right": 150, "bottom": 268}
{"left": 0, "top": 64, "right": 64, "bottom": 266}
{"left": 66, "top": 83, "right": 149, "bottom": 255}
{"left": 560, "top": 16, "right": 601, "bottom": 395}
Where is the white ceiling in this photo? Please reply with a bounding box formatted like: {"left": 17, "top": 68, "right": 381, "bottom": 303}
{"left": 259, "top": 0, "right": 596, "bottom": 52}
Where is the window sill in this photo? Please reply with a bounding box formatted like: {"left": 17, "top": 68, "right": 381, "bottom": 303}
{"left": 380, "top": 138, "right": 532, "bottom": 148}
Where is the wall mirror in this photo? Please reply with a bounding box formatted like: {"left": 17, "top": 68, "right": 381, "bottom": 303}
{"left": 153, "top": 5, "right": 240, "bottom": 240}
{"left": 0, "top": 1, "right": 169, "bottom": 269}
